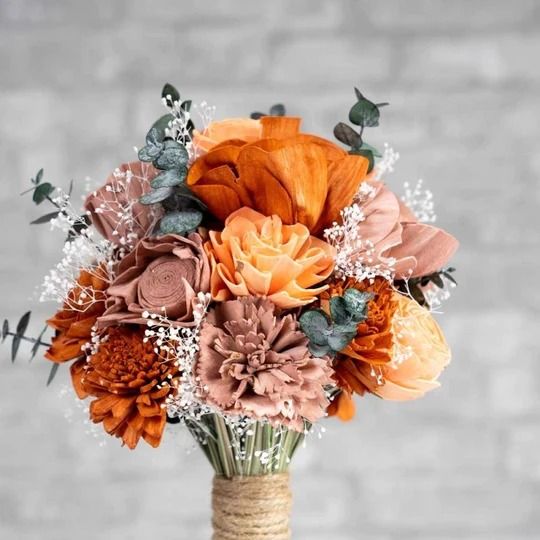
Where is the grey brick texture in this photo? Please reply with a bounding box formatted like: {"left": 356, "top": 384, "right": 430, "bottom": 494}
{"left": 0, "top": 1, "right": 539, "bottom": 538}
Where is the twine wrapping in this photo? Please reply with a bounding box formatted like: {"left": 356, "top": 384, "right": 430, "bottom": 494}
{"left": 212, "top": 473, "right": 292, "bottom": 540}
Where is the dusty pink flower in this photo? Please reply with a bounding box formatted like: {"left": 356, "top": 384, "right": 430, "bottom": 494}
{"left": 99, "top": 233, "right": 211, "bottom": 327}
{"left": 84, "top": 161, "right": 161, "bottom": 246}
{"left": 357, "top": 181, "right": 458, "bottom": 278}
{"left": 196, "top": 297, "right": 333, "bottom": 430}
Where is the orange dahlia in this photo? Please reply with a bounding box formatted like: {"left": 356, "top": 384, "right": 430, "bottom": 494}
{"left": 187, "top": 116, "right": 369, "bottom": 233}
{"left": 71, "top": 326, "right": 175, "bottom": 449}
{"left": 320, "top": 277, "right": 398, "bottom": 420}
{"left": 45, "top": 266, "right": 109, "bottom": 363}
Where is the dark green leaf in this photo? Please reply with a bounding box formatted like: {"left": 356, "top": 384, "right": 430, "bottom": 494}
{"left": 151, "top": 168, "right": 186, "bottom": 189}
{"left": 46, "top": 362, "right": 60, "bottom": 386}
{"left": 443, "top": 272, "right": 457, "bottom": 286}
{"left": 270, "top": 103, "right": 286, "bottom": 116}
{"left": 349, "top": 98, "right": 381, "bottom": 128}
{"left": 138, "top": 143, "right": 162, "bottom": 162}
{"left": 11, "top": 335, "right": 21, "bottom": 362}
{"left": 343, "top": 289, "right": 371, "bottom": 320}
{"left": 154, "top": 140, "right": 189, "bottom": 170}
{"left": 139, "top": 186, "right": 174, "bottom": 205}
{"left": 31, "top": 211, "right": 60, "bottom": 225}
{"left": 32, "top": 182, "right": 54, "bottom": 205}
{"left": 330, "top": 296, "right": 350, "bottom": 325}
{"left": 354, "top": 87, "right": 364, "bottom": 101}
{"left": 327, "top": 331, "right": 353, "bottom": 352}
{"left": 432, "top": 274, "right": 444, "bottom": 288}
{"left": 181, "top": 100, "right": 192, "bottom": 112}
{"left": 162, "top": 83, "right": 180, "bottom": 103}
{"left": 410, "top": 284, "right": 426, "bottom": 306}
{"left": 250, "top": 111, "right": 264, "bottom": 119}
{"left": 30, "top": 325, "right": 48, "bottom": 362}
{"left": 299, "top": 310, "right": 331, "bottom": 346}
{"left": 174, "top": 184, "right": 208, "bottom": 210}
{"left": 333, "top": 122, "right": 362, "bottom": 148}
{"left": 159, "top": 209, "right": 203, "bottom": 235}
{"left": 147, "top": 114, "right": 174, "bottom": 143}
{"left": 35, "top": 168, "right": 44, "bottom": 185}
{"left": 359, "top": 141, "right": 382, "bottom": 158}
{"left": 16, "top": 311, "right": 31, "bottom": 339}
{"left": 1, "top": 319, "right": 8, "bottom": 342}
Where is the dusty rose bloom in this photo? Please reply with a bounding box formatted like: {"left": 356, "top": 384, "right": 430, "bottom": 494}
{"left": 196, "top": 297, "right": 333, "bottom": 430}
{"left": 99, "top": 233, "right": 210, "bottom": 327}
{"left": 84, "top": 161, "right": 161, "bottom": 246}
{"left": 356, "top": 181, "right": 459, "bottom": 278}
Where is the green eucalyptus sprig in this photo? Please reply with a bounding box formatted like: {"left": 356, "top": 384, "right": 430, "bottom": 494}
{"left": 250, "top": 103, "right": 286, "bottom": 119}
{"left": 138, "top": 83, "right": 206, "bottom": 236}
{"left": 333, "top": 88, "right": 388, "bottom": 173}
{"left": 299, "top": 288, "right": 372, "bottom": 358}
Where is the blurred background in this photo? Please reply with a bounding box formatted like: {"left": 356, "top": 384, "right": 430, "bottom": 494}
{"left": 1, "top": 1, "right": 539, "bottom": 539}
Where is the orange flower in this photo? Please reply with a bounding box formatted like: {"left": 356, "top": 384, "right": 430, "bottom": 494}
{"left": 45, "top": 266, "right": 109, "bottom": 363}
{"left": 320, "top": 277, "right": 398, "bottom": 419}
{"left": 193, "top": 118, "right": 262, "bottom": 152}
{"left": 206, "top": 207, "right": 335, "bottom": 309}
{"left": 187, "top": 116, "right": 369, "bottom": 234}
{"left": 71, "top": 327, "right": 175, "bottom": 449}
{"left": 362, "top": 293, "right": 451, "bottom": 400}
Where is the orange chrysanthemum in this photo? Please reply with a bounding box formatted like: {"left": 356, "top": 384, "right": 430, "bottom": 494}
{"left": 45, "top": 266, "right": 109, "bottom": 363}
{"left": 71, "top": 327, "right": 175, "bottom": 449}
{"left": 206, "top": 207, "right": 335, "bottom": 309}
{"left": 187, "top": 116, "right": 369, "bottom": 234}
{"left": 321, "top": 277, "right": 398, "bottom": 420}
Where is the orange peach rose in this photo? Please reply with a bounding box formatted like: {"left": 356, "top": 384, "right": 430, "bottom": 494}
{"left": 365, "top": 292, "right": 451, "bottom": 400}
{"left": 206, "top": 207, "right": 335, "bottom": 309}
{"left": 187, "top": 116, "right": 369, "bottom": 233}
{"left": 192, "top": 118, "right": 262, "bottom": 152}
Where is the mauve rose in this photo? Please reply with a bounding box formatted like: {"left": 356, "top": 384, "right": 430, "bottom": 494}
{"left": 84, "top": 161, "right": 161, "bottom": 246}
{"left": 98, "top": 232, "right": 211, "bottom": 327}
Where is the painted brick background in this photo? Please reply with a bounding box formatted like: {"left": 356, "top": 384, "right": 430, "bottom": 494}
{"left": 1, "top": 1, "right": 539, "bottom": 539}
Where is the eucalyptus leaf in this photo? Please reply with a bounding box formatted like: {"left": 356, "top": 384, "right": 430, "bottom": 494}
{"left": 308, "top": 342, "right": 332, "bottom": 358}
{"left": 16, "top": 311, "right": 31, "bottom": 339}
{"left": 151, "top": 168, "right": 186, "bottom": 189}
{"left": 250, "top": 111, "right": 264, "bottom": 119}
{"left": 139, "top": 186, "right": 174, "bottom": 205}
{"left": 159, "top": 209, "right": 203, "bottom": 235}
{"left": 46, "top": 362, "right": 60, "bottom": 386}
{"left": 432, "top": 274, "right": 445, "bottom": 288}
{"left": 349, "top": 98, "right": 381, "bottom": 128}
{"left": 147, "top": 114, "right": 174, "bottom": 143}
{"left": 343, "top": 289, "right": 371, "bottom": 320}
{"left": 30, "top": 325, "right": 48, "bottom": 361}
{"left": 138, "top": 143, "right": 162, "bottom": 162}
{"left": 359, "top": 141, "right": 382, "bottom": 158}
{"left": 181, "top": 100, "right": 192, "bottom": 112}
{"left": 173, "top": 184, "right": 208, "bottom": 210}
{"left": 35, "top": 168, "right": 44, "bottom": 185}
{"left": 154, "top": 140, "right": 189, "bottom": 170}
{"left": 349, "top": 148, "right": 374, "bottom": 173}
{"left": 1, "top": 319, "right": 8, "bottom": 342}
{"left": 330, "top": 296, "right": 350, "bottom": 326}
{"left": 162, "top": 83, "right": 180, "bottom": 103}
{"left": 32, "top": 182, "right": 54, "bottom": 205}
{"left": 299, "top": 310, "right": 331, "bottom": 346}
{"left": 354, "top": 87, "right": 364, "bottom": 101}
{"left": 31, "top": 211, "right": 60, "bottom": 225}
{"left": 327, "top": 332, "right": 353, "bottom": 353}
{"left": 11, "top": 335, "right": 21, "bottom": 362}
{"left": 333, "top": 122, "right": 362, "bottom": 148}
{"left": 270, "top": 103, "right": 286, "bottom": 116}
{"left": 443, "top": 272, "right": 457, "bottom": 286}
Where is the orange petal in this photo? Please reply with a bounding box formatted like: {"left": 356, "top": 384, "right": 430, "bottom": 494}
{"left": 190, "top": 184, "right": 242, "bottom": 223}
{"left": 187, "top": 145, "right": 242, "bottom": 186}
{"left": 266, "top": 143, "right": 328, "bottom": 230}
{"left": 70, "top": 359, "right": 89, "bottom": 399}
{"left": 260, "top": 116, "right": 302, "bottom": 139}
{"left": 293, "top": 133, "right": 347, "bottom": 161}
{"left": 236, "top": 146, "right": 295, "bottom": 223}
{"left": 328, "top": 390, "right": 356, "bottom": 421}
{"left": 313, "top": 154, "right": 369, "bottom": 234}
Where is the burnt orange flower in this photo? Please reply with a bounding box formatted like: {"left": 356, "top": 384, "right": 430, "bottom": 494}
{"left": 45, "top": 266, "right": 109, "bottom": 363}
{"left": 71, "top": 326, "right": 175, "bottom": 449}
{"left": 320, "top": 277, "right": 398, "bottom": 419}
{"left": 206, "top": 207, "right": 335, "bottom": 309}
{"left": 192, "top": 118, "right": 262, "bottom": 152}
{"left": 187, "top": 116, "right": 370, "bottom": 234}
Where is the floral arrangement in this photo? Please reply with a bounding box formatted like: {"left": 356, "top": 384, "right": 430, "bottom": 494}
{"left": 2, "top": 84, "right": 458, "bottom": 539}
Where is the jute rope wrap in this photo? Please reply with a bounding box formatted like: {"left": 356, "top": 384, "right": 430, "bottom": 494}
{"left": 212, "top": 473, "right": 292, "bottom": 540}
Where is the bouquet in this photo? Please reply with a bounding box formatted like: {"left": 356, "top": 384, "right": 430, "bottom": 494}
{"left": 2, "top": 84, "right": 458, "bottom": 539}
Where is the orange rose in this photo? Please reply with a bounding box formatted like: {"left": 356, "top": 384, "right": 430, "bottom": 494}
{"left": 193, "top": 118, "right": 262, "bottom": 152}
{"left": 45, "top": 266, "right": 108, "bottom": 363}
{"left": 364, "top": 293, "right": 451, "bottom": 400}
{"left": 206, "top": 207, "right": 335, "bottom": 309}
{"left": 187, "top": 116, "right": 369, "bottom": 234}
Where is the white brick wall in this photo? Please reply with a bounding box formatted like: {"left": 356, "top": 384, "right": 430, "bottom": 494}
{"left": 1, "top": 1, "right": 539, "bottom": 538}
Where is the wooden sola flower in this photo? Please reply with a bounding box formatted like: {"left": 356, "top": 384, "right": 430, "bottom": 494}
{"left": 45, "top": 266, "right": 108, "bottom": 363}
{"left": 187, "top": 116, "right": 370, "bottom": 233}
{"left": 206, "top": 207, "right": 335, "bottom": 309}
{"left": 196, "top": 297, "right": 333, "bottom": 431}
{"left": 71, "top": 326, "right": 175, "bottom": 449}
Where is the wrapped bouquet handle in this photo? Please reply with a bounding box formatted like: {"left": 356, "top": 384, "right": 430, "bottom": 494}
{"left": 212, "top": 474, "right": 292, "bottom": 540}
